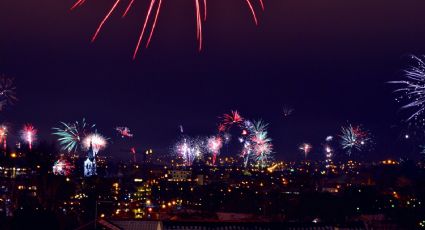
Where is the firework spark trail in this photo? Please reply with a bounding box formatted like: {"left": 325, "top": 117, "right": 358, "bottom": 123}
{"left": 259, "top": 0, "right": 265, "bottom": 10}
{"left": 195, "top": 0, "right": 203, "bottom": 51}
{"left": 203, "top": 0, "right": 207, "bottom": 20}
{"left": 245, "top": 0, "right": 259, "bottom": 25}
{"left": 133, "top": 0, "right": 160, "bottom": 59}
{"left": 72, "top": 0, "right": 264, "bottom": 58}
{"left": 91, "top": 0, "right": 121, "bottom": 42}
{"left": 122, "top": 0, "right": 135, "bottom": 18}
{"left": 241, "top": 140, "right": 253, "bottom": 167}
{"left": 194, "top": 0, "right": 207, "bottom": 51}
{"left": 146, "top": 0, "right": 163, "bottom": 48}
{"left": 71, "top": 0, "right": 86, "bottom": 10}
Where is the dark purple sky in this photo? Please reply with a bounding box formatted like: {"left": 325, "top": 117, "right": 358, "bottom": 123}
{"left": 1, "top": 0, "right": 425, "bottom": 161}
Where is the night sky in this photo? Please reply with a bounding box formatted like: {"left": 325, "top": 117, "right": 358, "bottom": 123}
{"left": 1, "top": 0, "right": 425, "bottom": 161}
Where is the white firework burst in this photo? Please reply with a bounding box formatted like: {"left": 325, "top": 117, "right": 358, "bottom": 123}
{"left": 390, "top": 55, "right": 425, "bottom": 123}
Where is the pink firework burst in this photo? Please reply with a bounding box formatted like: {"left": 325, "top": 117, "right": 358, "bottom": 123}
{"left": 207, "top": 136, "right": 223, "bottom": 165}
{"left": 254, "top": 142, "right": 272, "bottom": 156}
{"left": 22, "top": 124, "right": 37, "bottom": 150}
{"left": 71, "top": 0, "right": 265, "bottom": 59}
{"left": 83, "top": 133, "right": 107, "bottom": 154}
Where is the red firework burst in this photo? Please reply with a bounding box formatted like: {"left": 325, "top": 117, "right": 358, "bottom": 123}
{"left": 222, "top": 110, "right": 244, "bottom": 125}
{"left": 352, "top": 126, "right": 368, "bottom": 139}
{"left": 71, "top": 0, "right": 265, "bottom": 59}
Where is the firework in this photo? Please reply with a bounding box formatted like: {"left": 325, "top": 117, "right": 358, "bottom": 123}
{"left": 207, "top": 136, "right": 223, "bottom": 165}
{"left": 83, "top": 133, "right": 107, "bottom": 155}
{"left": 220, "top": 111, "right": 250, "bottom": 166}
{"left": 250, "top": 120, "right": 268, "bottom": 134}
{"left": 175, "top": 138, "right": 190, "bottom": 165}
{"left": 83, "top": 132, "right": 107, "bottom": 177}
{"left": 283, "top": 106, "right": 294, "bottom": 117}
{"left": 218, "top": 123, "right": 227, "bottom": 133}
{"left": 324, "top": 135, "right": 335, "bottom": 159}
{"left": 392, "top": 120, "right": 425, "bottom": 142}
{"left": 340, "top": 124, "right": 370, "bottom": 156}
{"left": 220, "top": 110, "right": 244, "bottom": 131}
{"left": 21, "top": 124, "right": 37, "bottom": 150}
{"left": 251, "top": 127, "right": 273, "bottom": 168}
{"left": 325, "top": 136, "right": 334, "bottom": 142}
{"left": 52, "top": 119, "right": 95, "bottom": 153}
{"left": 130, "top": 147, "right": 137, "bottom": 162}
{"left": 389, "top": 55, "right": 425, "bottom": 123}
{"left": 324, "top": 144, "right": 333, "bottom": 158}
{"left": 71, "top": 0, "right": 264, "bottom": 59}
{"left": 116, "top": 126, "right": 133, "bottom": 138}
{"left": 240, "top": 120, "right": 273, "bottom": 168}
{"left": 0, "top": 125, "right": 7, "bottom": 151}
{"left": 174, "top": 137, "right": 204, "bottom": 166}
{"left": 220, "top": 132, "right": 231, "bottom": 156}
{"left": 0, "top": 75, "right": 17, "bottom": 111}
{"left": 53, "top": 159, "right": 75, "bottom": 176}
{"left": 299, "top": 143, "right": 312, "bottom": 159}
{"left": 217, "top": 111, "right": 273, "bottom": 167}
{"left": 223, "top": 133, "right": 231, "bottom": 144}
{"left": 323, "top": 144, "right": 334, "bottom": 170}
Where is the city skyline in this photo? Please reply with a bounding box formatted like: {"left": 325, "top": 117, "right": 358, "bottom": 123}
{"left": 1, "top": 1, "right": 425, "bottom": 229}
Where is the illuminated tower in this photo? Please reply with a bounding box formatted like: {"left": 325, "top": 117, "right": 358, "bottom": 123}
{"left": 84, "top": 142, "right": 97, "bottom": 177}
